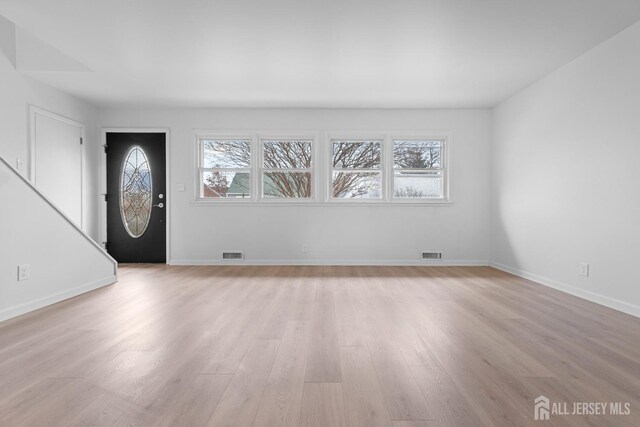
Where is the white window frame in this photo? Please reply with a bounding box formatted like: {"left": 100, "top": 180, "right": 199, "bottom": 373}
{"left": 196, "top": 134, "right": 257, "bottom": 202}
{"left": 194, "top": 132, "right": 319, "bottom": 204}
{"left": 327, "top": 134, "right": 386, "bottom": 203}
{"left": 389, "top": 134, "right": 450, "bottom": 203}
{"left": 258, "top": 134, "right": 318, "bottom": 202}
{"left": 193, "top": 130, "right": 450, "bottom": 206}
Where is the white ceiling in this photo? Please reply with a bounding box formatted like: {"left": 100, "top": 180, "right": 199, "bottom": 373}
{"left": 1, "top": 0, "right": 640, "bottom": 109}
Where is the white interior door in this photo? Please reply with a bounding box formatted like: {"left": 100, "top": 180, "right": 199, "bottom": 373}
{"left": 31, "top": 108, "right": 84, "bottom": 228}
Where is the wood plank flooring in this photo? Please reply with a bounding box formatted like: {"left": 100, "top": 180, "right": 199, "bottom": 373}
{"left": 0, "top": 265, "right": 639, "bottom": 426}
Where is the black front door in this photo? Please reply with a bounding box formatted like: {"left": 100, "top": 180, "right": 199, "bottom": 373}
{"left": 106, "top": 132, "right": 166, "bottom": 263}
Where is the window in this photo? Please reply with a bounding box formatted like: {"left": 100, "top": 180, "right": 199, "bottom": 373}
{"left": 199, "top": 138, "right": 252, "bottom": 198}
{"left": 393, "top": 139, "right": 445, "bottom": 199}
{"left": 196, "top": 132, "right": 449, "bottom": 204}
{"left": 261, "top": 139, "right": 313, "bottom": 198}
{"left": 330, "top": 140, "right": 382, "bottom": 199}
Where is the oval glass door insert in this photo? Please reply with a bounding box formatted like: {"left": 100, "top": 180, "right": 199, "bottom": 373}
{"left": 120, "top": 146, "right": 152, "bottom": 238}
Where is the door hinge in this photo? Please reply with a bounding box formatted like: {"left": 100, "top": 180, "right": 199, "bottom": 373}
{"left": 80, "top": 137, "right": 84, "bottom": 145}
{"left": 103, "top": 144, "right": 108, "bottom": 153}
{"left": 103, "top": 193, "right": 108, "bottom": 202}
{"left": 103, "top": 242, "right": 108, "bottom": 250}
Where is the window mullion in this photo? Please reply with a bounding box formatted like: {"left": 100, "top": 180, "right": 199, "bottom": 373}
{"left": 331, "top": 168, "right": 381, "bottom": 172}
{"left": 203, "top": 168, "right": 251, "bottom": 173}
{"left": 252, "top": 136, "right": 259, "bottom": 201}
{"left": 263, "top": 168, "right": 312, "bottom": 173}
{"left": 385, "top": 135, "right": 392, "bottom": 202}
{"left": 394, "top": 168, "right": 443, "bottom": 173}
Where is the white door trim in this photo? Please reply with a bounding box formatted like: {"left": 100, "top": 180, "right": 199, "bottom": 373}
{"left": 29, "top": 105, "right": 86, "bottom": 230}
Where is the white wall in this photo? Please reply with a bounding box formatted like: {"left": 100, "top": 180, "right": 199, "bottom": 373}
{"left": 100, "top": 108, "right": 492, "bottom": 265}
{"left": 492, "top": 22, "right": 640, "bottom": 316}
{"left": 0, "top": 158, "right": 116, "bottom": 322}
{"left": 0, "top": 49, "right": 101, "bottom": 240}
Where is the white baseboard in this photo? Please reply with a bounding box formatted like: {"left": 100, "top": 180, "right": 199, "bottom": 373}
{"left": 490, "top": 261, "right": 640, "bottom": 319}
{"left": 0, "top": 276, "right": 118, "bottom": 323}
{"left": 169, "top": 259, "right": 490, "bottom": 267}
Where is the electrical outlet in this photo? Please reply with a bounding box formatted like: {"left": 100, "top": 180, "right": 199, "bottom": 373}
{"left": 18, "top": 264, "right": 30, "bottom": 281}
{"left": 177, "top": 183, "right": 185, "bottom": 192}
{"left": 580, "top": 262, "right": 589, "bottom": 277}
{"left": 16, "top": 157, "right": 23, "bottom": 172}
{"left": 302, "top": 244, "right": 309, "bottom": 253}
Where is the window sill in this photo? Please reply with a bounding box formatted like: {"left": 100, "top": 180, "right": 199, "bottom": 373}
{"left": 189, "top": 200, "right": 454, "bottom": 207}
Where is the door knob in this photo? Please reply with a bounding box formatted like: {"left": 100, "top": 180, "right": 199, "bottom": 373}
{"left": 153, "top": 203, "right": 164, "bottom": 208}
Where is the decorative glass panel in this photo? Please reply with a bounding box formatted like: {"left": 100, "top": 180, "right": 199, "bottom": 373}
{"left": 263, "top": 140, "right": 312, "bottom": 169}
{"left": 393, "top": 140, "right": 442, "bottom": 169}
{"left": 332, "top": 171, "right": 382, "bottom": 199}
{"left": 120, "top": 146, "right": 152, "bottom": 238}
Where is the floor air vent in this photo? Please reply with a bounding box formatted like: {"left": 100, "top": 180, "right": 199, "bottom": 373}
{"left": 421, "top": 252, "right": 443, "bottom": 260}
{"left": 222, "top": 251, "right": 244, "bottom": 260}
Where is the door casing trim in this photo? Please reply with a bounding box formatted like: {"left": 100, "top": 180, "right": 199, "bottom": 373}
{"left": 29, "top": 105, "right": 86, "bottom": 231}
{"left": 100, "top": 128, "right": 171, "bottom": 264}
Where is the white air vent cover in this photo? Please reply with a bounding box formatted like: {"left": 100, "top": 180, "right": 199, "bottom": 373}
{"left": 222, "top": 251, "right": 244, "bottom": 260}
{"left": 421, "top": 252, "right": 443, "bottom": 260}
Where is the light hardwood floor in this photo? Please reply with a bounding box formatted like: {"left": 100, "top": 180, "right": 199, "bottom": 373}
{"left": 0, "top": 265, "right": 639, "bottom": 426}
